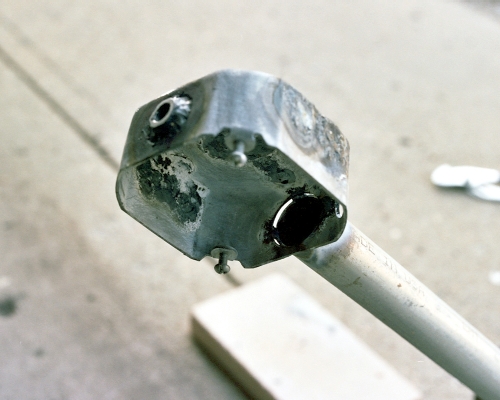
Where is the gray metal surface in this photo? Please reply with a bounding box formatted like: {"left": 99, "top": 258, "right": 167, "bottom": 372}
{"left": 297, "top": 222, "right": 500, "bottom": 400}
{"left": 116, "top": 70, "right": 349, "bottom": 268}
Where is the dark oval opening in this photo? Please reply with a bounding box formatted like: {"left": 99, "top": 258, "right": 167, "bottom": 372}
{"left": 153, "top": 102, "right": 171, "bottom": 124}
{"left": 274, "top": 196, "right": 325, "bottom": 247}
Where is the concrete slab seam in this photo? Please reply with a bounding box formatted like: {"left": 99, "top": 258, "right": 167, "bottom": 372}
{"left": 0, "top": 43, "right": 119, "bottom": 171}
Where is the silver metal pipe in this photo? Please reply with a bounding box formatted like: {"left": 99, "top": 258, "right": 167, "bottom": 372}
{"left": 296, "top": 222, "right": 500, "bottom": 400}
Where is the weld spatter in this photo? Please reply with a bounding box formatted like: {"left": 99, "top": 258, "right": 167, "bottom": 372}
{"left": 275, "top": 82, "right": 350, "bottom": 171}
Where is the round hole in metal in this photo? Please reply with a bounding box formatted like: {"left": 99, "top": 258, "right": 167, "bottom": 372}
{"left": 150, "top": 99, "right": 173, "bottom": 127}
{"left": 273, "top": 194, "right": 325, "bottom": 247}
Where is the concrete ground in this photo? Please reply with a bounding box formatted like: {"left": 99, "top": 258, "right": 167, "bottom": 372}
{"left": 0, "top": 1, "right": 499, "bottom": 399}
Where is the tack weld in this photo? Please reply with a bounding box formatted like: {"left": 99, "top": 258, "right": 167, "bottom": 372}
{"left": 279, "top": 82, "right": 350, "bottom": 168}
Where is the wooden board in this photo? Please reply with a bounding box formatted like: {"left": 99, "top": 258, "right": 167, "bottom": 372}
{"left": 192, "top": 273, "right": 422, "bottom": 400}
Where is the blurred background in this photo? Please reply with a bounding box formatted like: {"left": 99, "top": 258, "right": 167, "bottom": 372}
{"left": 0, "top": 0, "right": 499, "bottom": 399}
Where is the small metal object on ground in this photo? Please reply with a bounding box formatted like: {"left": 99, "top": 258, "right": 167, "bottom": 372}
{"left": 192, "top": 274, "right": 422, "bottom": 400}
{"left": 431, "top": 164, "right": 500, "bottom": 201}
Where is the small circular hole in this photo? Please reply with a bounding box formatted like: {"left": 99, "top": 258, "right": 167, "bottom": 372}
{"left": 150, "top": 99, "right": 173, "bottom": 127}
{"left": 154, "top": 103, "right": 170, "bottom": 121}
